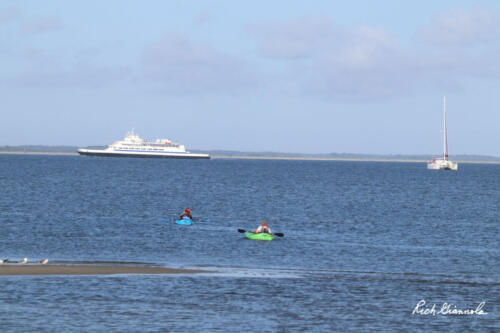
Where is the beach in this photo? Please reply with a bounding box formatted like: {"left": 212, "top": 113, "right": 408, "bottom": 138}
{"left": 0, "top": 265, "right": 210, "bottom": 275}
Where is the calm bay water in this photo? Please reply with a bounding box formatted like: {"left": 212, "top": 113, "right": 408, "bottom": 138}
{"left": 0, "top": 155, "right": 498, "bottom": 332}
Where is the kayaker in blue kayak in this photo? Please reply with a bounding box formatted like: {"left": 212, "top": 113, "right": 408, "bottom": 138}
{"left": 253, "top": 220, "right": 272, "bottom": 234}
{"left": 179, "top": 208, "right": 192, "bottom": 220}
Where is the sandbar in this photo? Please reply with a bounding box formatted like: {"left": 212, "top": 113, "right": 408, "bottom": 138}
{"left": 0, "top": 265, "right": 210, "bottom": 276}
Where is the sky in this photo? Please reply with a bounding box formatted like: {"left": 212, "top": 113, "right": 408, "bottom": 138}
{"left": 1, "top": 0, "right": 499, "bottom": 156}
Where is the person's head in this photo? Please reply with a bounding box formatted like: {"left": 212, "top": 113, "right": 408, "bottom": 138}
{"left": 261, "top": 220, "right": 267, "bottom": 226}
{"left": 186, "top": 208, "right": 191, "bottom": 213}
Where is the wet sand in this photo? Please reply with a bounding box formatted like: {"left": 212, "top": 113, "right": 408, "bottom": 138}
{"left": 0, "top": 265, "right": 210, "bottom": 276}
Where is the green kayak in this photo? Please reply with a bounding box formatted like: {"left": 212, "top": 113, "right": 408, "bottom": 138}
{"left": 245, "top": 232, "right": 274, "bottom": 241}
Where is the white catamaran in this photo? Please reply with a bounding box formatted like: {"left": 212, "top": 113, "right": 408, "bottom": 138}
{"left": 78, "top": 129, "right": 210, "bottom": 159}
{"left": 427, "top": 96, "right": 458, "bottom": 170}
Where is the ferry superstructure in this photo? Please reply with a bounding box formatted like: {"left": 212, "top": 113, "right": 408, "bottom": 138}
{"left": 77, "top": 130, "right": 210, "bottom": 159}
{"left": 427, "top": 97, "right": 458, "bottom": 170}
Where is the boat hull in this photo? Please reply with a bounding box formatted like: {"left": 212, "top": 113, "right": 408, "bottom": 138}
{"left": 245, "top": 232, "right": 274, "bottom": 241}
{"left": 427, "top": 160, "right": 458, "bottom": 170}
{"left": 78, "top": 149, "right": 210, "bottom": 159}
{"left": 175, "top": 219, "right": 193, "bottom": 225}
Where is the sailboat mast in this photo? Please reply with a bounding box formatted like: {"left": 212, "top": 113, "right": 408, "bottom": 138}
{"left": 443, "top": 96, "right": 448, "bottom": 160}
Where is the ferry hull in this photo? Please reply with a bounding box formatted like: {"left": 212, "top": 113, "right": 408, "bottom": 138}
{"left": 78, "top": 149, "right": 210, "bottom": 159}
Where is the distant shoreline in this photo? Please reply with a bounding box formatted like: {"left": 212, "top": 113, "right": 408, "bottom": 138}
{"left": 0, "top": 151, "right": 79, "bottom": 156}
{"left": 1, "top": 151, "right": 499, "bottom": 164}
{"left": 213, "top": 155, "right": 500, "bottom": 164}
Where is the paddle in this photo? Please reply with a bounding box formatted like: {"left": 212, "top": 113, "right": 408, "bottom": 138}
{"left": 192, "top": 217, "right": 211, "bottom": 222}
{"left": 238, "top": 229, "right": 284, "bottom": 237}
{"left": 161, "top": 217, "right": 189, "bottom": 222}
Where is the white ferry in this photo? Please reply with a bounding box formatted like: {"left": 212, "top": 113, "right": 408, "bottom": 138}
{"left": 77, "top": 130, "right": 210, "bottom": 159}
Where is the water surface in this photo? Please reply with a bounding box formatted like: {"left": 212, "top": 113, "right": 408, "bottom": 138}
{"left": 0, "top": 155, "right": 498, "bottom": 331}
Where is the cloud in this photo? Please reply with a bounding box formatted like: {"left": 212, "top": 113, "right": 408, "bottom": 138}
{"left": 22, "top": 17, "right": 63, "bottom": 34}
{"left": 253, "top": 16, "right": 414, "bottom": 100}
{"left": 0, "top": 7, "right": 63, "bottom": 34}
{"left": 0, "top": 44, "right": 131, "bottom": 90}
{"left": 253, "top": 15, "right": 338, "bottom": 59}
{"left": 194, "top": 11, "right": 211, "bottom": 26}
{"left": 5, "top": 64, "right": 130, "bottom": 90}
{"left": 254, "top": 16, "right": 397, "bottom": 64}
{"left": 252, "top": 11, "right": 500, "bottom": 101}
{"left": 142, "top": 32, "right": 257, "bottom": 94}
{"left": 414, "top": 7, "right": 500, "bottom": 79}
{"left": 416, "top": 6, "right": 500, "bottom": 47}
{"left": 0, "top": 7, "right": 21, "bottom": 23}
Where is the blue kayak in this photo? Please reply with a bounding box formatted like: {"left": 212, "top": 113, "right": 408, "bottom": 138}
{"left": 175, "top": 218, "right": 193, "bottom": 226}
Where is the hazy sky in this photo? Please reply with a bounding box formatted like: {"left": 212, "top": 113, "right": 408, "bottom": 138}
{"left": 1, "top": 1, "right": 499, "bottom": 156}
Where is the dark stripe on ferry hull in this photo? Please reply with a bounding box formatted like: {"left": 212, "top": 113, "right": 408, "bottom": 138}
{"left": 78, "top": 151, "right": 210, "bottom": 159}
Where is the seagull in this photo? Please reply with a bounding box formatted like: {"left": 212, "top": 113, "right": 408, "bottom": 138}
{"left": 0, "top": 259, "right": 7, "bottom": 264}
{"left": 19, "top": 257, "right": 28, "bottom": 264}
{"left": 39, "top": 259, "right": 48, "bottom": 265}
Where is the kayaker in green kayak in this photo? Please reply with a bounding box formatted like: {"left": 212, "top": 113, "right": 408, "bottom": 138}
{"left": 178, "top": 208, "right": 192, "bottom": 220}
{"left": 253, "top": 220, "right": 272, "bottom": 234}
